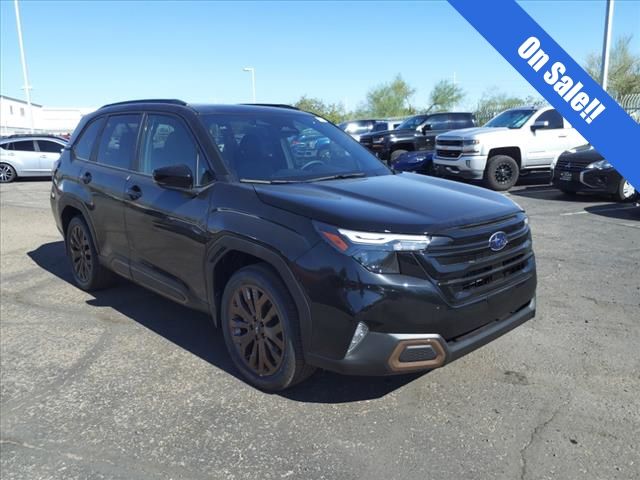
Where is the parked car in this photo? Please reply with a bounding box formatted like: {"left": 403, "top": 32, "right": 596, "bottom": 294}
{"left": 551, "top": 144, "right": 637, "bottom": 202}
{"left": 433, "top": 106, "right": 585, "bottom": 191}
{"left": 359, "top": 112, "right": 476, "bottom": 163}
{"left": 0, "top": 135, "right": 67, "bottom": 183}
{"left": 338, "top": 119, "right": 379, "bottom": 141}
{"left": 391, "top": 150, "right": 434, "bottom": 175}
{"left": 290, "top": 129, "right": 331, "bottom": 161}
{"left": 51, "top": 99, "right": 536, "bottom": 391}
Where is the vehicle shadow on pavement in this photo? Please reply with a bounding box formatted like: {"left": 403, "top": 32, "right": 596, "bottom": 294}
{"left": 28, "top": 241, "right": 423, "bottom": 403}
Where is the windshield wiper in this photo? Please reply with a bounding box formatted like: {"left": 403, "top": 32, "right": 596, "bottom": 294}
{"left": 307, "top": 172, "right": 366, "bottom": 182}
{"left": 239, "top": 178, "right": 301, "bottom": 184}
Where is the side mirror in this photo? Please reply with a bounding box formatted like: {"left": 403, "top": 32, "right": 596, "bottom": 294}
{"left": 531, "top": 120, "right": 550, "bottom": 131}
{"left": 421, "top": 124, "right": 433, "bottom": 134}
{"left": 153, "top": 164, "right": 193, "bottom": 190}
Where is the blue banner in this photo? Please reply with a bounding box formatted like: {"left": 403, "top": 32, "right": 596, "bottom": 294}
{"left": 448, "top": 0, "right": 640, "bottom": 188}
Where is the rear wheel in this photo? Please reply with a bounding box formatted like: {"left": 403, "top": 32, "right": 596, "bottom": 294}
{"left": 613, "top": 178, "right": 637, "bottom": 202}
{"left": 221, "top": 264, "right": 315, "bottom": 391}
{"left": 0, "top": 163, "right": 17, "bottom": 183}
{"left": 65, "top": 216, "right": 116, "bottom": 291}
{"left": 484, "top": 155, "right": 519, "bottom": 191}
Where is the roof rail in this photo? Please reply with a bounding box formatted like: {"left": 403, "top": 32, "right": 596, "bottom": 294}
{"left": 240, "top": 103, "right": 300, "bottom": 111}
{"left": 100, "top": 99, "right": 188, "bottom": 109}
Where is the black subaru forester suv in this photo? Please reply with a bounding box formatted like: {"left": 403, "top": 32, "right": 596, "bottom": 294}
{"left": 51, "top": 100, "right": 537, "bottom": 391}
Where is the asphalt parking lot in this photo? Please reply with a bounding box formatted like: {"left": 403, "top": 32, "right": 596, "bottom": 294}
{"left": 1, "top": 177, "right": 639, "bottom": 480}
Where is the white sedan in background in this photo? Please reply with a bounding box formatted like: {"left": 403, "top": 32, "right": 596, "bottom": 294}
{"left": 0, "top": 135, "right": 67, "bottom": 183}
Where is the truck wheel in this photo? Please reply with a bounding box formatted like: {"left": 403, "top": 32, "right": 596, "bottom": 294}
{"left": 0, "top": 163, "right": 17, "bottom": 183}
{"left": 613, "top": 178, "right": 637, "bottom": 202}
{"left": 484, "top": 155, "right": 519, "bottom": 191}
{"left": 221, "top": 264, "right": 315, "bottom": 391}
{"left": 65, "top": 216, "right": 117, "bottom": 291}
{"left": 390, "top": 149, "right": 408, "bottom": 163}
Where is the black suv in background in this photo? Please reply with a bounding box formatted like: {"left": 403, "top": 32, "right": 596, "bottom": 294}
{"left": 359, "top": 112, "right": 476, "bottom": 163}
{"left": 51, "top": 100, "right": 536, "bottom": 391}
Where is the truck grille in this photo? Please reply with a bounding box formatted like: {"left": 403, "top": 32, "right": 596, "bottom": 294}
{"left": 416, "top": 213, "right": 534, "bottom": 304}
{"left": 437, "top": 139, "right": 462, "bottom": 147}
{"left": 436, "top": 149, "right": 461, "bottom": 159}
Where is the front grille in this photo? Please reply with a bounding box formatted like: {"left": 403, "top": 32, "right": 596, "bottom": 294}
{"left": 436, "top": 149, "right": 461, "bottom": 159}
{"left": 416, "top": 214, "right": 534, "bottom": 304}
{"left": 437, "top": 139, "right": 462, "bottom": 147}
{"left": 555, "top": 157, "right": 589, "bottom": 172}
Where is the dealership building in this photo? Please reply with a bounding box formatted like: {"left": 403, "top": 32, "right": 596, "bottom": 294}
{"left": 0, "top": 95, "right": 94, "bottom": 136}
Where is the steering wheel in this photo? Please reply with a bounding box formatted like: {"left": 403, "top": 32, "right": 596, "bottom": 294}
{"left": 301, "top": 160, "right": 326, "bottom": 171}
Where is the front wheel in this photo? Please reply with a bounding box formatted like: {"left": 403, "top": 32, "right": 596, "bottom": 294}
{"left": 0, "top": 163, "right": 17, "bottom": 183}
{"left": 484, "top": 155, "right": 519, "bottom": 191}
{"left": 613, "top": 178, "right": 637, "bottom": 202}
{"left": 221, "top": 264, "right": 315, "bottom": 391}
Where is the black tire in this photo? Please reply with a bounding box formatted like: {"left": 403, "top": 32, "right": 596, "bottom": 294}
{"left": 221, "top": 263, "right": 315, "bottom": 391}
{"left": 390, "top": 149, "right": 408, "bottom": 163}
{"left": 484, "top": 155, "right": 519, "bottom": 191}
{"left": 0, "top": 163, "right": 17, "bottom": 183}
{"left": 65, "top": 216, "right": 116, "bottom": 291}
{"left": 613, "top": 178, "right": 637, "bottom": 202}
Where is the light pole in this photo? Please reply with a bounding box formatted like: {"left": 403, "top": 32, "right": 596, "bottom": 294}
{"left": 243, "top": 67, "right": 256, "bottom": 103}
{"left": 14, "top": 0, "right": 34, "bottom": 133}
{"left": 600, "top": 0, "right": 615, "bottom": 92}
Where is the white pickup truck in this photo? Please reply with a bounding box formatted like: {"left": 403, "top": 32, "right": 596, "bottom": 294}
{"left": 433, "top": 106, "right": 585, "bottom": 191}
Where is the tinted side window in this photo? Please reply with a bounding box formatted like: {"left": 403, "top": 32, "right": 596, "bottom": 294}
{"left": 11, "top": 140, "right": 36, "bottom": 152}
{"left": 37, "top": 140, "right": 64, "bottom": 153}
{"left": 74, "top": 117, "right": 106, "bottom": 161}
{"left": 96, "top": 114, "right": 141, "bottom": 169}
{"left": 537, "top": 109, "right": 564, "bottom": 129}
{"left": 450, "top": 113, "right": 474, "bottom": 127}
{"left": 140, "top": 114, "right": 211, "bottom": 185}
{"left": 426, "top": 114, "right": 450, "bottom": 130}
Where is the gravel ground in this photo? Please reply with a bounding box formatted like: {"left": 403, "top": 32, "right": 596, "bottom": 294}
{"left": 1, "top": 178, "right": 639, "bottom": 480}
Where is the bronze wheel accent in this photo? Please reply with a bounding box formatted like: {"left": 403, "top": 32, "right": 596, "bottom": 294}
{"left": 69, "top": 224, "right": 93, "bottom": 283}
{"left": 228, "top": 285, "right": 285, "bottom": 376}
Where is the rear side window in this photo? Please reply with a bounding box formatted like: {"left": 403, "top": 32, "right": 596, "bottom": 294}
{"left": 37, "top": 140, "right": 64, "bottom": 153}
{"left": 139, "top": 114, "right": 212, "bottom": 185}
{"left": 74, "top": 118, "right": 106, "bottom": 161}
{"left": 10, "top": 140, "right": 36, "bottom": 152}
{"left": 426, "top": 114, "right": 450, "bottom": 130}
{"left": 450, "top": 113, "right": 475, "bottom": 127}
{"left": 96, "top": 114, "right": 142, "bottom": 170}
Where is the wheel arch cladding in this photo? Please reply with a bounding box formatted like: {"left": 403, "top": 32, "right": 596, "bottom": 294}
{"left": 206, "top": 236, "right": 313, "bottom": 354}
{"left": 488, "top": 147, "right": 522, "bottom": 166}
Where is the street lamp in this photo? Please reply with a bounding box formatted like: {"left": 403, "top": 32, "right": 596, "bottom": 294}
{"left": 14, "top": 0, "right": 34, "bottom": 133}
{"left": 600, "top": 0, "right": 615, "bottom": 92}
{"left": 243, "top": 67, "right": 256, "bottom": 103}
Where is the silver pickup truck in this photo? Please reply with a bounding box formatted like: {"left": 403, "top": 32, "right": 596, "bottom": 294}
{"left": 433, "top": 106, "right": 585, "bottom": 191}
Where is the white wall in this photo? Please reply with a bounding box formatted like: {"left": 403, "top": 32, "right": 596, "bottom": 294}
{"left": 0, "top": 96, "right": 94, "bottom": 135}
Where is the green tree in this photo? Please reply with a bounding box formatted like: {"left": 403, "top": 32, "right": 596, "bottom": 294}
{"left": 360, "top": 74, "right": 416, "bottom": 117}
{"left": 293, "top": 96, "right": 347, "bottom": 124}
{"left": 426, "top": 79, "right": 465, "bottom": 112}
{"left": 585, "top": 35, "right": 640, "bottom": 98}
{"left": 474, "top": 91, "right": 527, "bottom": 125}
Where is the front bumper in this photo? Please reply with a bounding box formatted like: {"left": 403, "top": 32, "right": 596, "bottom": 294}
{"left": 552, "top": 166, "right": 620, "bottom": 194}
{"left": 433, "top": 154, "right": 487, "bottom": 180}
{"left": 309, "top": 297, "right": 536, "bottom": 375}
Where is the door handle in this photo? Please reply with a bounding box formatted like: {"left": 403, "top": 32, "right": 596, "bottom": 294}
{"left": 40, "top": 154, "right": 47, "bottom": 158}
{"left": 81, "top": 172, "right": 92, "bottom": 184}
{"left": 126, "top": 185, "right": 142, "bottom": 200}
{"left": 558, "top": 135, "right": 568, "bottom": 138}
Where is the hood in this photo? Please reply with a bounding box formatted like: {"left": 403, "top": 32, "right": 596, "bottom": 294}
{"left": 254, "top": 173, "right": 521, "bottom": 234}
{"left": 437, "top": 126, "right": 509, "bottom": 140}
{"left": 559, "top": 144, "right": 601, "bottom": 164}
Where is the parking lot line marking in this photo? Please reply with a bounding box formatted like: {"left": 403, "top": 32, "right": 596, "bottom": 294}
{"left": 560, "top": 205, "right": 638, "bottom": 216}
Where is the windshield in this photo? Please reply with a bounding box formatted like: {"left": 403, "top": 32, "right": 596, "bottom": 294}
{"left": 203, "top": 112, "right": 390, "bottom": 182}
{"left": 485, "top": 109, "right": 536, "bottom": 128}
{"left": 396, "top": 115, "right": 427, "bottom": 130}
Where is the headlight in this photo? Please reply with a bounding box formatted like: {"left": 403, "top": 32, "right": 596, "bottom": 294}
{"left": 462, "top": 139, "right": 480, "bottom": 153}
{"left": 587, "top": 159, "right": 612, "bottom": 170}
{"left": 314, "top": 222, "right": 434, "bottom": 274}
{"left": 372, "top": 136, "right": 385, "bottom": 144}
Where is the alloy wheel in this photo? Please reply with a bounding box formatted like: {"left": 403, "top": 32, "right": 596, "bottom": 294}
{"left": 229, "top": 285, "right": 285, "bottom": 376}
{"left": 495, "top": 162, "right": 513, "bottom": 184}
{"left": 69, "top": 224, "right": 93, "bottom": 283}
{"left": 0, "top": 164, "right": 15, "bottom": 183}
{"left": 622, "top": 180, "right": 636, "bottom": 199}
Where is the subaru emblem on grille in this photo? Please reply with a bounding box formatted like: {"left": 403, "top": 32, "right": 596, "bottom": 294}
{"left": 489, "top": 231, "right": 508, "bottom": 251}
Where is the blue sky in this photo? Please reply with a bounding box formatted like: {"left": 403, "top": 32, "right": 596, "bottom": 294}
{"left": 1, "top": 0, "right": 639, "bottom": 110}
